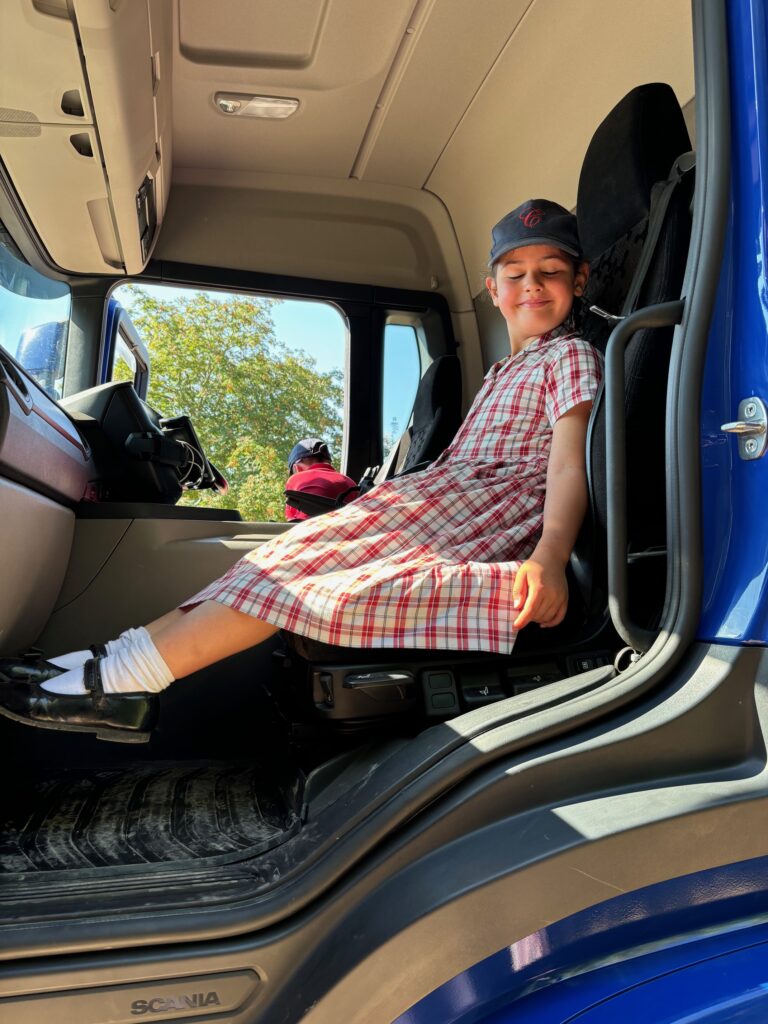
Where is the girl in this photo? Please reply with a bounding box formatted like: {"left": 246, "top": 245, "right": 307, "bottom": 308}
{"left": 0, "top": 199, "right": 602, "bottom": 742}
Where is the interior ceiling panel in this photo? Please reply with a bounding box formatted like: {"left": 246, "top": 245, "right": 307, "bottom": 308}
{"left": 357, "top": 0, "right": 531, "bottom": 188}
{"left": 179, "top": 0, "right": 328, "bottom": 68}
{"left": 172, "top": 0, "right": 418, "bottom": 177}
{"left": 425, "top": 0, "right": 695, "bottom": 288}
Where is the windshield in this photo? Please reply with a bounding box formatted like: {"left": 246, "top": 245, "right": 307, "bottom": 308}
{"left": 0, "top": 235, "right": 71, "bottom": 400}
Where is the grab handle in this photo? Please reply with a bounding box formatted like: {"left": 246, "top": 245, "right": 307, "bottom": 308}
{"left": 604, "top": 299, "right": 684, "bottom": 653}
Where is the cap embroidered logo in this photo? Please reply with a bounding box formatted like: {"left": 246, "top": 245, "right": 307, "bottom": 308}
{"left": 520, "top": 208, "right": 544, "bottom": 228}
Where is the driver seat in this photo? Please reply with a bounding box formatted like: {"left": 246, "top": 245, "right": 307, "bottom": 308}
{"left": 277, "top": 82, "right": 693, "bottom": 730}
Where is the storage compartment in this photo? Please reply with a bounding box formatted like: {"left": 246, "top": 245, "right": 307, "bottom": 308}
{"left": 0, "top": 0, "right": 172, "bottom": 274}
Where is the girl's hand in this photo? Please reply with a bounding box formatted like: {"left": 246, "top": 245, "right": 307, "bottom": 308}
{"left": 512, "top": 553, "right": 569, "bottom": 629}
{"left": 510, "top": 401, "right": 593, "bottom": 631}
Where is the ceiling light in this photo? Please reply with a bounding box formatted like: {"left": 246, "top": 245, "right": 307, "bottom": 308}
{"left": 214, "top": 93, "right": 299, "bottom": 119}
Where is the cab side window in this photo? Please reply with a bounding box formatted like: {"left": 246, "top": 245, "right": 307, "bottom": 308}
{"left": 381, "top": 322, "right": 421, "bottom": 461}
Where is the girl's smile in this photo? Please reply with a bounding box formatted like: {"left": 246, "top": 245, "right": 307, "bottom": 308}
{"left": 486, "top": 244, "right": 588, "bottom": 354}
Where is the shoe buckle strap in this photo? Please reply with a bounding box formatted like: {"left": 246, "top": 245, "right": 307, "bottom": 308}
{"left": 83, "top": 658, "right": 108, "bottom": 712}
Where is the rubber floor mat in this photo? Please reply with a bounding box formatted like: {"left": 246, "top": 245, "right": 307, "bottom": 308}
{"left": 0, "top": 762, "right": 300, "bottom": 872}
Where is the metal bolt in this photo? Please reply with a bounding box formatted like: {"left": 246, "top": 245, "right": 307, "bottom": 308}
{"left": 745, "top": 401, "right": 757, "bottom": 418}
{"left": 745, "top": 438, "right": 758, "bottom": 455}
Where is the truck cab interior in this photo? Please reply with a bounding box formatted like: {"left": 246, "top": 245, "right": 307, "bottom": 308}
{"left": 0, "top": 2, "right": 748, "bottom": 1021}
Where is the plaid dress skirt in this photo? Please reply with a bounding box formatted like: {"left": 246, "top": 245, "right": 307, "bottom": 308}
{"left": 183, "top": 328, "right": 602, "bottom": 653}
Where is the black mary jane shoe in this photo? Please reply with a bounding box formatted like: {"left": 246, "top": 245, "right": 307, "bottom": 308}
{"left": 0, "top": 657, "right": 157, "bottom": 744}
{"left": 0, "top": 643, "right": 108, "bottom": 685}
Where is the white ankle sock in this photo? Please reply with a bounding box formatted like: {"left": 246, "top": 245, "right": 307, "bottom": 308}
{"left": 106, "top": 626, "right": 150, "bottom": 657}
{"left": 41, "top": 633, "right": 174, "bottom": 696}
{"left": 50, "top": 626, "right": 150, "bottom": 671}
{"left": 101, "top": 633, "right": 174, "bottom": 694}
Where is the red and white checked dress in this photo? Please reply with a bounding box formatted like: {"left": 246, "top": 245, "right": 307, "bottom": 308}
{"left": 183, "top": 326, "right": 602, "bottom": 653}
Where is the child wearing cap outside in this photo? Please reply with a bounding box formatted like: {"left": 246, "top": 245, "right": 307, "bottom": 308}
{"left": 0, "top": 199, "right": 603, "bottom": 741}
{"left": 284, "top": 438, "right": 357, "bottom": 521}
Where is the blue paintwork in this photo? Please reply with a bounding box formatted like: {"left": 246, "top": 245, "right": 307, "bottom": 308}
{"left": 395, "top": 856, "right": 768, "bottom": 1023}
{"left": 99, "top": 295, "right": 121, "bottom": 384}
{"left": 700, "top": 0, "right": 768, "bottom": 643}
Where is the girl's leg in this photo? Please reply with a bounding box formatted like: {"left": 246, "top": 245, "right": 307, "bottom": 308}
{"left": 36, "top": 601, "right": 278, "bottom": 696}
{"left": 150, "top": 601, "right": 279, "bottom": 681}
{"left": 45, "top": 605, "right": 239, "bottom": 673}
{"left": 43, "top": 611, "right": 186, "bottom": 672}
{"left": 145, "top": 607, "right": 186, "bottom": 639}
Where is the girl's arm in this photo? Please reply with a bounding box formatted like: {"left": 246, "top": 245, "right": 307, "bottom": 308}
{"left": 512, "top": 400, "right": 592, "bottom": 630}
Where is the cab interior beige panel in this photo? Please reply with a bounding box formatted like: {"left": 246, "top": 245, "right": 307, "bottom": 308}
{"left": 0, "top": 478, "right": 74, "bottom": 656}
{"left": 148, "top": 0, "right": 174, "bottom": 195}
{"left": 179, "top": 0, "right": 333, "bottom": 67}
{"left": 37, "top": 517, "right": 291, "bottom": 655}
{"left": 425, "top": 0, "right": 695, "bottom": 285}
{"left": 71, "top": 0, "right": 173, "bottom": 272}
{"left": 355, "top": 0, "right": 531, "bottom": 187}
{"left": 156, "top": 173, "right": 473, "bottom": 311}
{"left": 172, "top": 0, "right": 416, "bottom": 177}
{"left": 0, "top": 125, "right": 121, "bottom": 271}
{"left": 0, "top": 0, "right": 171, "bottom": 275}
{"left": 0, "top": 1, "right": 92, "bottom": 125}
{"left": 450, "top": 309, "right": 485, "bottom": 408}
{"left": 0, "top": 1, "right": 115, "bottom": 271}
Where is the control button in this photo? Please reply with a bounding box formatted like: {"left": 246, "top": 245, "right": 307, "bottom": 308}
{"left": 512, "top": 674, "right": 560, "bottom": 695}
{"left": 576, "top": 657, "right": 596, "bottom": 672}
{"left": 427, "top": 672, "right": 454, "bottom": 691}
{"left": 462, "top": 685, "right": 505, "bottom": 705}
{"left": 507, "top": 664, "right": 559, "bottom": 681}
{"left": 431, "top": 692, "right": 457, "bottom": 710}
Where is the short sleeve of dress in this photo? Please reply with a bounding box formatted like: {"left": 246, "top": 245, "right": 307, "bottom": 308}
{"left": 544, "top": 338, "right": 603, "bottom": 427}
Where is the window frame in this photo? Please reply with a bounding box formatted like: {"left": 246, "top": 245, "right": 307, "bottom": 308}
{"left": 119, "top": 260, "right": 457, "bottom": 482}
{"left": 100, "top": 299, "right": 151, "bottom": 399}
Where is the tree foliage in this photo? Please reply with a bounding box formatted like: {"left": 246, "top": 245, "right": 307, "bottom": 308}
{"left": 124, "top": 287, "right": 344, "bottom": 521}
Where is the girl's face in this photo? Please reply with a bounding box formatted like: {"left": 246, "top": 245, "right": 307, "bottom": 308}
{"left": 486, "top": 244, "right": 588, "bottom": 349}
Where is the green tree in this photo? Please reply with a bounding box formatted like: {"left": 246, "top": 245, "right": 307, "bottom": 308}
{"left": 124, "top": 287, "right": 344, "bottom": 521}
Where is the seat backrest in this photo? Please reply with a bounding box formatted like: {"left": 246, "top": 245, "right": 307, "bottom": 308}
{"left": 574, "top": 82, "right": 693, "bottom": 620}
{"left": 384, "top": 353, "right": 463, "bottom": 477}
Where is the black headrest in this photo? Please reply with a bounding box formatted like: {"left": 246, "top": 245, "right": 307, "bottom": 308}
{"left": 577, "top": 83, "right": 691, "bottom": 261}
{"left": 412, "top": 354, "right": 461, "bottom": 428}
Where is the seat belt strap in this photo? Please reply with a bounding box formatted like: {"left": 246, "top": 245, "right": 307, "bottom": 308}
{"left": 373, "top": 427, "right": 410, "bottom": 486}
{"left": 620, "top": 150, "right": 695, "bottom": 316}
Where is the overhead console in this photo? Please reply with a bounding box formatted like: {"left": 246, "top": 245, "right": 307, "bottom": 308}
{"left": 0, "top": 0, "right": 172, "bottom": 275}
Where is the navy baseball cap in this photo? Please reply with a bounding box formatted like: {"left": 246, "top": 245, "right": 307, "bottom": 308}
{"left": 489, "top": 199, "right": 582, "bottom": 266}
{"left": 288, "top": 437, "right": 331, "bottom": 471}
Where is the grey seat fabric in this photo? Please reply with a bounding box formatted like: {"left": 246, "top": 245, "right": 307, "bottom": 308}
{"left": 401, "top": 354, "right": 462, "bottom": 473}
{"left": 377, "top": 354, "right": 462, "bottom": 480}
{"left": 573, "top": 82, "right": 693, "bottom": 621}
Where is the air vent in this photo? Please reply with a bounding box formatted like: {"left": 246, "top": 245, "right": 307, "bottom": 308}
{"left": 61, "top": 90, "right": 84, "bottom": 117}
{"left": 70, "top": 132, "right": 93, "bottom": 157}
